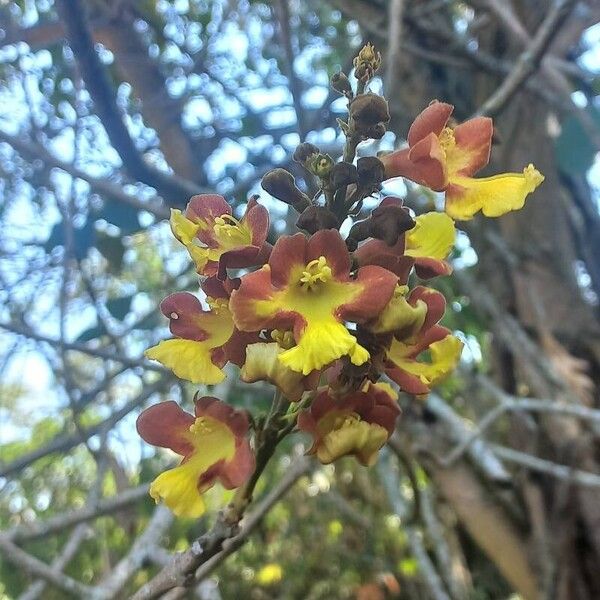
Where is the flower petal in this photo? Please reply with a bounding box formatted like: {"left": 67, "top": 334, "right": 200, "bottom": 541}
{"left": 407, "top": 101, "right": 453, "bottom": 146}
{"left": 450, "top": 116, "right": 493, "bottom": 177}
{"left": 136, "top": 401, "right": 195, "bottom": 457}
{"left": 241, "top": 342, "right": 312, "bottom": 401}
{"left": 149, "top": 462, "right": 206, "bottom": 518}
{"left": 145, "top": 339, "right": 226, "bottom": 384}
{"left": 445, "top": 164, "right": 544, "bottom": 220}
{"left": 404, "top": 212, "right": 456, "bottom": 260}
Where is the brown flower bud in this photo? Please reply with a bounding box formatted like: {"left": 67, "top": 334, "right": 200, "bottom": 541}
{"left": 346, "top": 218, "right": 373, "bottom": 250}
{"left": 370, "top": 202, "right": 415, "bottom": 246}
{"left": 349, "top": 94, "right": 390, "bottom": 138}
{"left": 330, "top": 162, "right": 358, "bottom": 190}
{"left": 296, "top": 205, "right": 340, "bottom": 234}
{"left": 261, "top": 168, "right": 310, "bottom": 211}
{"left": 331, "top": 71, "right": 352, "bottom": 97}
{"left": 293, "top": 142, "right": 320, "bottom": 165}
{"left": 357, "top": 156, "right": 385, "bottom": 186}
{"left": 363, "top": 123, "right": 387, "bottom": 140}
{"left": 353, "top": 43, "right": 382, "bottom": 81}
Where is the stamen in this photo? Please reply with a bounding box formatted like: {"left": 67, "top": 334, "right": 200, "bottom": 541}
{"left": 212, "top": 214, "right": 252, "bottom": 246}
{"left": 189, "top": 417, "right": 213, "bottom": 435}
{"left": 299, "top": 256, "right": 332, "bottom": 290}
{"left": 438, "top": 127, "right": 456, "bottom": 151}
{"left": 271, "top": 329, "right": 295, "bottom": 349}
{"left": 206, "top": 297, "right": 229, "bottom": 313}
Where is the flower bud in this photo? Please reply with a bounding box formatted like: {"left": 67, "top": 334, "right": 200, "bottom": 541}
{"left": 331, "top": 71, "right": 352, "bottom": 97}
{"left": 357, "top": 156, "right": 385, "bottom": 186}
{"left": 350, "top": 94, "right": 390, "bottom": 127}
{"left": 370, "top": 202, "right": 415, "bottom": 246}
{"left": 296, "top": 205, "right": 340, "bottom": 234}
{"left": 293, "top": 142, "right": 320, "bottom": 165}
{"left": 261, "top": 168, "right": 310, "bottom": 211}
{"left": 331, "top": 162, "right": 358, "bottom": 190}
{"left": 309, "top": 153, "right": 334, "bottom": 178}
{"left": 353, "top": 43, "right": 382, "bottom": 81}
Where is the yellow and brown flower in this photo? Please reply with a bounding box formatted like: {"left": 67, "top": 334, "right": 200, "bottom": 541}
{"left": 230, "top": 229, "right": 398, "bottom": 375}
{"left": 297, "top": 382, "right": 400, "bottom": 465}
{"left": 170, "top": 194, "right": 271, "bottom": 277}
{"left": 381, "top": 101, "right": 544, "bottom": 220}
{"left": 136, "top": 397, "right": 254, "bottom": 518}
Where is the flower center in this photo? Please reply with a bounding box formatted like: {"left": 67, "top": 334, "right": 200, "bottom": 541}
{"left": 212, "top": 214, "right": 252, "bottom": 248}
{"left": 189, "top": 416, "right": 213, "bottom": 436}
{"left": 299, "top": 256, "right": 332, "bottom": 290}
{"left": 438, "top": 127, "right": 456, "bottom": 153}
{"left": 206, "top": 297, "right": 229, "bottom": 313}
{"left": 333, "top": 412, "right": 361, "bottom": 430}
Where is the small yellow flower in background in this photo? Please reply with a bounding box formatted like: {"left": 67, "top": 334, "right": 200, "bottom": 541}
{"left": 256, "top": 563, "right": 283, "bottom": 586}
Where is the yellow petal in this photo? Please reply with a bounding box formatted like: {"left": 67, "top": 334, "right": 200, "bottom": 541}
{"left": 170, "top": 209, "right": 199, "bottom": 246}
{"left": 241, "top": 342, "right": 308, "bottom": 401}
{"left": 404, "top": 212, "right": 456, "bottom": 259}
{"left": 369, "top": 285, "right": 427, "bottom": 335}
{"left": 149, "top": 461, "right": 206, "bottom": 518}
{"left": 446, "top": 164, "right": 544, "bottom": 220}
{"left": 388, "top": 334, "right": 463, "bottom": 387}
{"left": 318, "top": 420, "right": 388, "bottom": 466}
{"left": 278, "top": 321, "right": 369, "bottom": 375}
{"left": 145, "top": 339, "right": 225, "bottom": 384}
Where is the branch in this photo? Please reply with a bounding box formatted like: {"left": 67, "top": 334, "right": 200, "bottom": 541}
{"left": 130, "top": 446, "right": 309, "bottom": 600}
{"left": 275, "top": 0, "right": 309, "bottom": 139}
{"left": 0, "top": 378, "right": 170, "bottom": 478}
{"left": 8, "top": 484, "right": 150, "bottom": 542}
{"left": 17, "top": 524, "right": 91, "bottom": 600}
{"left": 489, "top": 444, "right": 600, "bottom": 488}
{"left": 385, "top": 0, "right": 406, "bottom": 103}
{"left": 0, "top": 130, "right": 170, "bottom": 220}
{"left": 443, "top": 375, "right": 600, "bottom": 466}
{"left": 0, "top": 535, "right": 100, "bottom": 599}
{"left": 96, "top": 506, "right": 174, "bottom": 598}
{"left": 474, "top": 0, "right": 577, "bottom": 117}
{"left": 55, "top": 0, "right": 201, "bottom": 204}
{"left": 1, "top": 320, "right": 169, "bottom": 373}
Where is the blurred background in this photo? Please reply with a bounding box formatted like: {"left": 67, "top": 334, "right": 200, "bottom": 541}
{"left": 1, "top": 1, "right": 600, "bottom": 598}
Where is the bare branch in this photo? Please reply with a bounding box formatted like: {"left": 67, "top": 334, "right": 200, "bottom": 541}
{"left": 489, "top": 444, "right": 600, "bottom": 488}
{"left": 0, "top": 130, "right": 170, "bottom": 219}
{"left": 55, "top": 0, "right": 201, "bottom": 203}
{"left": 0, "top": 535, "right": 100, "bottom": 599}
{"left": 0, "top": 377, "right": 171, "bottom": 478}
{"left": 8, "top": 485, "right": 150, "bottom": 543}
{"left": 474, "top": 0, "right": 577, "bottom": 117}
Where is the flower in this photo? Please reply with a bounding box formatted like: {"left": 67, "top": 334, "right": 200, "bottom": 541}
{"left": 297, "top": 382, "right": 400, "bottom": 465}
{"left": 355, "top": 201, "right": 456, "bottom": 281}
{"left": 360, "top": 282, "right": 462, "bottom": 395}
{"left": 136, "top": 397, "right": 255, "bottom": 518}
{"left": 170, "top": 194, "right": 270, "bottom": 277}
{"left": 381, "top": 101, "right": 544, "bottom": 220}
{"left": 368, "top": 285, "right": 446, "bottom": 337}
{"left": 230, "top": 229, "right": 398, "bottom": 375}
{"left": 145, "top": 278, "right": 256, "bottom": 384}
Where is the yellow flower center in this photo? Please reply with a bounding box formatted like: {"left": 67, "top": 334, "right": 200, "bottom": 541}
{"left": 206, "top": 297, "right": 229, "bottom": 313}
{"left": 212, "top": 214, "right": 252, "bottom": 248}
{"left": 438, "top": 127, "right": 456, "bottom": 153}
{"left": 299, "top": 256, "right": 332, "bottom": 291}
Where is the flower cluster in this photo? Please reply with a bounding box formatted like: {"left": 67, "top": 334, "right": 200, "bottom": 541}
{"left": 137, "top": 46, "right": 543, "bottom": 518}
